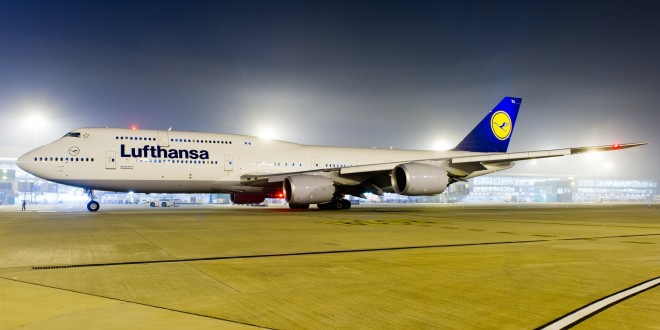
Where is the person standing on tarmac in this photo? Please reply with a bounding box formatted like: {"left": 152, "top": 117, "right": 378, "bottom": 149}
{"left": 21, "top": 199, "right": 26, "bottom": 211}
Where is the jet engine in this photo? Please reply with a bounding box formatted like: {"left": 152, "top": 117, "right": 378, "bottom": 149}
{"left": 284, "top": 175, "right": 335, "bottom": 204}
{"left": 230, "top": 194, "right": 267, "bottom": 204}
{"left": 391, "top": 163, "right": 449, "bottom": 195}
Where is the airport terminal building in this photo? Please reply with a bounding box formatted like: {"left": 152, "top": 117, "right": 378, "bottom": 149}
{"left": 448, "top": 175, "right": 657, "bottom": 203}
{"left": 1, "top": 158, "right": 657, "bottom": 206}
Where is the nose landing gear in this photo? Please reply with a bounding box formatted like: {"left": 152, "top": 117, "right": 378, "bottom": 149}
{"left": 87, "top": 200, "right": 100, "bottom": 212}
{"left": 85, "top": 188, "right": 100, "bottom": 212}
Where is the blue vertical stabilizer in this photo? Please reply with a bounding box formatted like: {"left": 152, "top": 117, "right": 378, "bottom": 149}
{"left": 452, "top": 97, "right": 522, "bottom": 153}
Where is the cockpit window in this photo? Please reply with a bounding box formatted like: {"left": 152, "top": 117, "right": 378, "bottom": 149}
{"left": 64, "top": 132, "right": 81, "bottom": 138}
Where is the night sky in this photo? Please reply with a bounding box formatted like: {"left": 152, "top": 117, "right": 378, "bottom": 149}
{"left": 1, "top": 1, "right": 658, "bottom": 180}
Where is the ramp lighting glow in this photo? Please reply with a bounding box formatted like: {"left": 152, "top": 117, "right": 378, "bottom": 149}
{"left": 25, "top": 114, "right": 47, "bottom": 146}
{"left": 585, "top": 151, "right": 602, "bottom": 161}
{"left": 432, "top": 139, "right": 453, "bottom": 151}
{"left": 257, "top": 128, "right": 276, "bottom": 140}
{"left": 27, "top": 114, "right": 46, "bottom": 129}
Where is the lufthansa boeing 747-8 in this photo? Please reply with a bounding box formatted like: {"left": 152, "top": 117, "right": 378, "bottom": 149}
{"left": 17, "top": 97, "right": 646, "bottom": 211}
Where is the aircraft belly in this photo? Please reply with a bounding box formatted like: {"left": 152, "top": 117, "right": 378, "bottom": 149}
{"left": 53, "top": 179, "right": 244, "bottom": 193}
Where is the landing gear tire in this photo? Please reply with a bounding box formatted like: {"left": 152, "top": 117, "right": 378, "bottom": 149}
{"left": 85, "top": 188, "right": 99, "bottom": 212}
{"left": 289, "top": 203, "right": 310, "bottom": 209}
{"left": 318, "top": 199, "right": 351, "bottom": 210}
{"left": 150, "top": 202, "right": 156, "bottom": 207}
{"left": 161, "top": 202, "right": 168, "bottom": 207}
{"left": 87, "top": 201, "right": 100, "bottom": 212}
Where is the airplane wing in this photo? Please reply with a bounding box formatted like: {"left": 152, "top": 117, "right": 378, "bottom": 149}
{"left": 242, "top": 142, "right": 647, "bottom": 184}
{"left": 442, "top": 142, "right": 646, "bottom": 177}
{"left": 451, "top": 142, "right": 646, "bottom": 164}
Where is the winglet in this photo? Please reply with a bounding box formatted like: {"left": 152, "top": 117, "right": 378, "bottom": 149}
{"left": 453, "top": 97, "right": 522, "bottom": 153}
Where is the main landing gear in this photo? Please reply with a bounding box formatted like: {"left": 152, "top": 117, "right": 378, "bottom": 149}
{"left": 85, "top": 188, "right": 100, "bottom": 212}
{"left": 317, "top": 199, "right": 351, "bottom": 210}
{"left": 288, "top": 199, "right": 351, "bottom": 210}
{"left": 289, "top": 203, "right": 311, "bottom": 209}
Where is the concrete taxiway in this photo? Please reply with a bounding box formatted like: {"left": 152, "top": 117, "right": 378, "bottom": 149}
{"left": 0, "top": 203, "right": 658, "bottom": 329}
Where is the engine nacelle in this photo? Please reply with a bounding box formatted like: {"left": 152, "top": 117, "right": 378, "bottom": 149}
{"left": 284, "top": 175, "right": 335, "bottom": 204}
{"left": 391, "top": 163, "right": 449, "bottom": 195}
{"left": 230, "top": 194, "right": 267, "bottom": 204}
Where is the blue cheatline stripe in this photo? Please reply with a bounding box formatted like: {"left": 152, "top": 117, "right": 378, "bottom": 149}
{"left": 537, "top": 276, "right": 660, "bottom": 330}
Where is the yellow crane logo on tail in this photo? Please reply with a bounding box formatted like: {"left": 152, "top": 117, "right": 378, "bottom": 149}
{"left": 490, "top": 111, "right": 512, "bottom": 140}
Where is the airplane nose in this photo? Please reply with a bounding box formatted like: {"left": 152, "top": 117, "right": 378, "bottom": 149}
{"left": 17, "top": 151, "right": 35, "bottom": 173}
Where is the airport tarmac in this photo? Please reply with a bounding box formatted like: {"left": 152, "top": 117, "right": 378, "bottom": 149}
{"left": 0, "top": 203, "right": 658, "bottom": 329}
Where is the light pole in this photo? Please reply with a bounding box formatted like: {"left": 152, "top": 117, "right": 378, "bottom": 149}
{"left": 28, "top": 114, "right": 45, "bottom": 147}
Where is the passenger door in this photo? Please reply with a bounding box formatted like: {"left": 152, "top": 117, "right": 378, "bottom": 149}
{"left": 105, "top": 151, "right": 116, "bottom": 169}
{"left": 224, "top": 155, "right": 233, "bottom": 171}
{"left": 157, "top": 130, "right": 170, "bottom": 147}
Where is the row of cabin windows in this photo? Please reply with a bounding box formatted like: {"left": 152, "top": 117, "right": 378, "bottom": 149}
{"left": 136, "top": 159, "right": 219, "bottom": 165}
{"left": 256, "top": 161, "right": 306, "bottom": 167}
{"left": 115, "top": 136, "right": 233, "bottom": 144}
{"left": 116, "top": 136, "right": 156, "bottom": 141}
{"left": 255, "top": 162, "right": 350, "bottom": 167}
{"left": 171, "top": 138, "right": 232, "bottom": 144}
{"left": 34, "top": 156, "right": 349, "bottom": 168}
{"left": 33, "top": 156, "right": 217, "bottom": 165}
{"left": 35, "top": 157, "right": 93, "bottom": 162}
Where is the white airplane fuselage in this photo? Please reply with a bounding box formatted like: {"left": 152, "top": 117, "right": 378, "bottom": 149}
{"left": 17, "top": 127, "right": 491, "bottom": 194}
